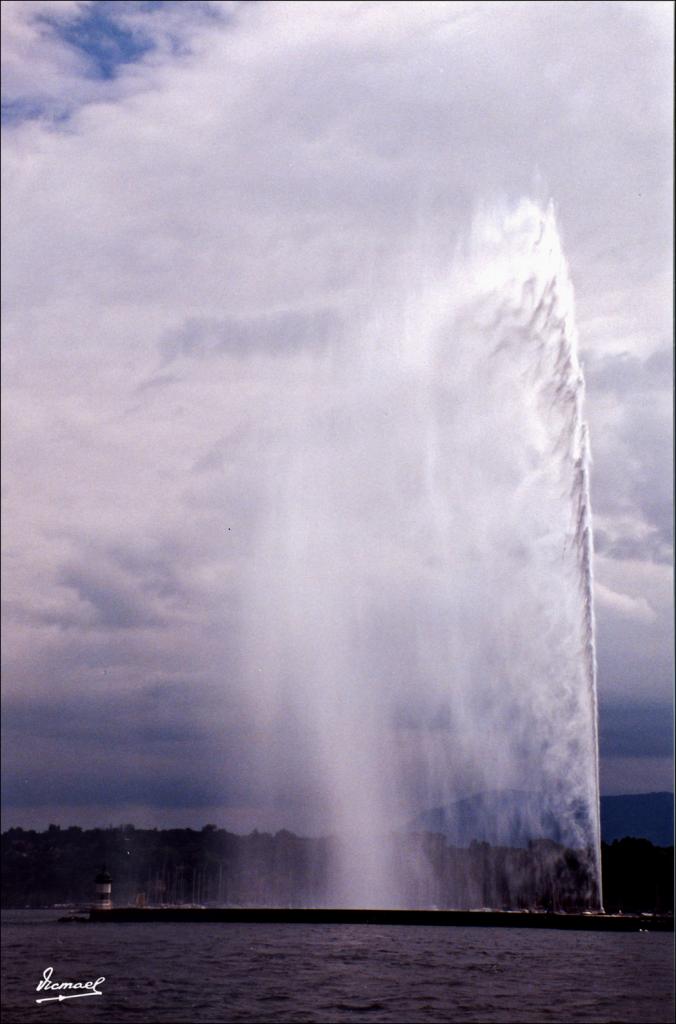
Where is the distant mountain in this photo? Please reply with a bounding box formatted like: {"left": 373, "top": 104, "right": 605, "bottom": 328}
{"left": 407, "top": 790, "right": 591, "bottom": 848}
{"left": 600, "top": 792, "right": 673, "bottom": 846}
{"left": 407, "top": 791, "right": 674, "bottom": 847}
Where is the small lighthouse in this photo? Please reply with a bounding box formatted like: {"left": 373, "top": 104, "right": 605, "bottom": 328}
{"left": 94, "top": 867, "right": 112, "bottom": 910}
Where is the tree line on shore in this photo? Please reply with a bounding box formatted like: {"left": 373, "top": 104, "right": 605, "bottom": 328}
{"left": 1, "top": 824, "right": 672, "bottom": 913}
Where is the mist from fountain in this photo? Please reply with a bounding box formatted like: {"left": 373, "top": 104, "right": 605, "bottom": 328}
{"left": 239, "top": 199, "right": 602, "bottom": 910}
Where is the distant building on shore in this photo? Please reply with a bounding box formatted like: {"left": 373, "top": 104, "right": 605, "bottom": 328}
{"left": 94, "top": 867, "right": 112, "bottom": 910}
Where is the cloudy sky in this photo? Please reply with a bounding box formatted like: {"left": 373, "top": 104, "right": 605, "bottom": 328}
{"left": 1, "top": 0, "right": 673, "bottom": 832}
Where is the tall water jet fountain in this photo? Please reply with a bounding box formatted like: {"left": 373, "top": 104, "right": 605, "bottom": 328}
{"left": 240, "top": 199, "right": 602, "bottom": 910}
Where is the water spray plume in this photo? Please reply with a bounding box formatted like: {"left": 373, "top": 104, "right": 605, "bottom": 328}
{"left": 241, "top": 199, "right": 602, "bottom": 910}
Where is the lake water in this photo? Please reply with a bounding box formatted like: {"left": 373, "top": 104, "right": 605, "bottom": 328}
{"left": 1, "top": 911, "right": 673, "bottom": 1023}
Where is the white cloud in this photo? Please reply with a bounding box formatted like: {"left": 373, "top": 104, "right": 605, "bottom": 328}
{"left": 594, "top": 581, "right": 657, "bottom": 624}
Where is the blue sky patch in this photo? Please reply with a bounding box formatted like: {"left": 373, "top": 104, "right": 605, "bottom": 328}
{"left": 39, "top": 1, "right": 164, "bottom": 82}
{"left": 1, "top": 1, "right": 231, "bottom": 125}
{"left": 1, "top": 99, "right": 50, "bottom": 125}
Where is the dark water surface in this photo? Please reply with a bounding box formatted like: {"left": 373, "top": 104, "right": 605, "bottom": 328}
{"left": 2, "top": 910, "right": 673, "bottom": 1023}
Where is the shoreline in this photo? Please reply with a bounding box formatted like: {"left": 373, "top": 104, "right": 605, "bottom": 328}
{"left": 79, "top": 907, "right": 674, "bottom": 932}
